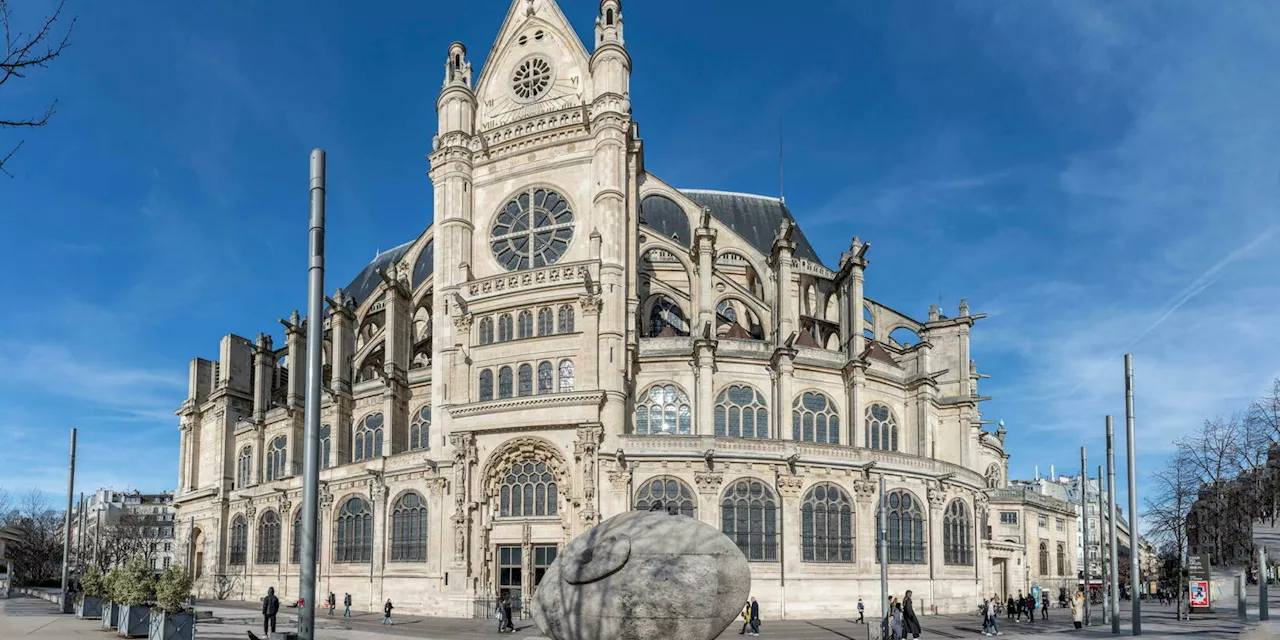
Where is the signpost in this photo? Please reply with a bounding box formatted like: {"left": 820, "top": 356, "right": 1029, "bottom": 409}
{"left": 1188, "top": 554, "right": 1211, "bottom": 613}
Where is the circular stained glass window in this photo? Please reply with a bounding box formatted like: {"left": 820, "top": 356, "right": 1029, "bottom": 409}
{"left": 491, "top": 187, "right": 575, "bottom": 271}
{"left": 511, "top": 57, "right": 552, "bottom": 101}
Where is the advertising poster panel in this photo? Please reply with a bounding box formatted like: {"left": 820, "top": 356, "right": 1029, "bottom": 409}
{"left": 1188, "top": 554, "right": 1212, "bottom": 612}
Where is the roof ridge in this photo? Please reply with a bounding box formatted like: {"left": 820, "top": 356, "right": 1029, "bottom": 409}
{"left": 678, "top": 188, "right": 782, "bottom": 203}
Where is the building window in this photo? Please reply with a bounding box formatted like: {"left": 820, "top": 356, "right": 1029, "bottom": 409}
{"left": 999, "top": 511, "right": 1018, "bottom": 525}
{"left": 793, "top": 391, "right": 840, "bottom": 444}
{"left": 1057, "top": 542, "right": 1066, "bottom": 575}
{"left": 499, "top": 366, "right": 513, "bottom": 399}
{"left": 1038, "top": 514, "right": 1048, "bottom": 528}
{"left": 236, "top": 446, "right": 252, "bottom": 489}
{"left": 1056, "top": 517, "right": 1065, "bottom": 531}
{"left": 335, "top": 497, "right": 372, "bottom": 563}
{"left": 480, "top": 369, "right": 494, "bottom": 401}
{"left": 877, "top": 490, "right": 925, "bottom": 564}
{"left": 256, "top": 511, "right": 281, "bottom": 564}
{"left": 943, "top": 499, "right": 973, "bottom": 565}
{"left": 290, "top": 510, "right": 321, "bottom": 564}
{"left": 537, "top": 361, "right": 554, "bottom": 394}
{"left": 498, "top": 314, "right": 513, "bottom": 342}
{"left": 499, "top": 460, "right": 558, "bottom": 517}
{"left": 410, "top": 406, "right": 431, "bottom": 451}
{"left": 634, "top": 476, "right": 696, "bottom": 518}
{"left": 390, "top": 493, "right": 428, "bottom": 563}
{"left": 265, "top": 436, "right": 288, "bottom": 482}
{"left": 537, "top": 307, "right": 554, "bottom": 336}
{"left": 518, "top": 363, "right": 533, "bottom": 396}
{"left": 490, "top": 187, "right": 575, "bottom": 270}
{"left": 479, "top": 317, "right": 495, "bottom": 345}
{"left": 319, "top": 424, "right": 331, "bottom": 469}
{"left": 801, "top": 484, "right": 853, "bottom": 563}
{"left": 721, "top": 479, "right": 778, "bottom": 562}
{"left": 557, "top": 305, "right": 574, "bottom": 333}
{"left": 865, "top": 403, "right": 898, "bottom": 451}
{"left": 353, "top": 413, "right": 384, "bottom": 462}
{"left": 715, "top": 385, "right": 769, "bottom": 438}
{"left": 634, "top": 383, "right": 692, "bottom": 435}
{"left": 648, "top": 295, "right": 689, "bottom": 337}
{"left": 1039, "top": 540, "right": 1049, "bottom": 575}
{"left": 558, "top": 359, "right": 575, "bottom": 392}
{"left": 229, "top": 516, "right": 247, "bottom": 565}
{"left": 518, "top": 310, "right": 534, "bottom": 339}
{"left": 163, "top": 557, "right": 171, "bottom": 569}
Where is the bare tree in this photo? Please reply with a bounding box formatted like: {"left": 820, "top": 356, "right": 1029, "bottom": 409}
{"left": 1143, "top": 449, "right": 1199, "bottom": 620}
{"left": 1, "top": 490, "right": 64, "bottom": 586}
{"left": 0, "top": 0, "right": 75, "bottom": 177}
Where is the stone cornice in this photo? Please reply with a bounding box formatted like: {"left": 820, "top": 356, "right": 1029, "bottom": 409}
{"left": 447, "top": 391, "right": 606, "bottom": 419}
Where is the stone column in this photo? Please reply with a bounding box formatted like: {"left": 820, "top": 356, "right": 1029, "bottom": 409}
{"left": 852, "top": 477, "right": 878, "bottom": 574}
{"left": 380, "top": 265, "right": 412, "bottom": 455}
{"left": 776, "top": 472, "right": 804, "bottom": 573}
{"left": 694, "top": 209, "right": 717, "bottom": 331}
{"left": 693, "top": 338, "right": 717, "bottom": 436}
{"left": 843, "top": 362, "right": 865, "bottom": 448}
{"left": 370, "top": 475, "right": 389, "bottom": 581}
{"left": 927, "top": 486, "right": 948, "bottom": 577}
{"left": 693, "top": 471, "right": 723, "bottom": 527}
{"left": 580, "top": 292, "right": 603, "bottom": 391}
{"left": 771, "top": 222, "right": 797, "bottom": 345}
{"left": 328, "top": 289, "right": 355, "bottom": 396}
{"left": 772, "top": 348, "right": 796, "bottom": 441}
{"left": 448, "top": 432, "right": 475, "bottom": 572}
{"left": 252, "top": 334, "right": 273, "bottom": 423}
{"left": 283, "top": 311, "right": 306, "bottom": 409}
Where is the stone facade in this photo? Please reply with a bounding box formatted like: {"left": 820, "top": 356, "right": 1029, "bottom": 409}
{"left": 172, "top": 0, "right": 1029, "bottom": 620}
{"left": 984, "top": 488, "right": 1079, "bottom": 603}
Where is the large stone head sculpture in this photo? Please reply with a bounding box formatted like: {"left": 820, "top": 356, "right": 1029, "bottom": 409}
{"left": 531, "top": 510, "right": 751, "bottom": 640}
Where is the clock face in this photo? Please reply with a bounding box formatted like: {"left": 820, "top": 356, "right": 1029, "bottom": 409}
{"left": 511, "top": 56, "right": 553, "bottom": 102}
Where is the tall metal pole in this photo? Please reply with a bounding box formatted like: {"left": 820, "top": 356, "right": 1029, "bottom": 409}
{"left": 879, "top": 476, "right": 888, "bottom": 622}
{"left": 1082, "top": 446, "right": 1090, "bottom": 626}
{"left": 298, "top": 149, "right": 327, "bottom": 640}
{"left": 1098, "top": 464, "right": 1107, "bottom": 625}
{"left": 77, "top": 493, "right": 85, "bottom": 570}
{"left": 1107, "top": 417, "right": 1120, "bottom": 634}
{"left": 1124, "top": 354, "right": 1141, "bottom": 635}
{"left": 60, "top": 428, "right": 77, "bottom": 613}
{"left": 1261, "top": 545, "right": 1269, "bottom": 621}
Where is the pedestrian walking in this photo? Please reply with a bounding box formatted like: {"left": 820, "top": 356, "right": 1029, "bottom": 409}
{"left": 890, "top": 598, "right": 904, "bottom": 640}
{"left": 1071, "top": 591, "right": 1084, "bottom": 629}
{"left": 343, "top": 592, "right": 351, "bottom": 617}
{"left": 382, "top": 599, "right": 394, "bottom": 625}
{"left": 856, "top": 598, "right": 865, "bottom": 624}
{"left": 1006, "top": 596, "right": 1015, "bottom": 621}
{"left": 261, "top": 587, "right": 280, "bottom": 636}
{"left": 327, "top": 592, "right": 336, "bottom": 616}
{"left": 1040, "top": 593, "right": 1049, "bottom": 620}
{"left": 901, "top": 590, "right": 921, "bottom": 639}
{"left": 748, "top": 596, "right": 761, "bottom": 636}
{"left": 738, "top": 599, "right": 751, "bottom": 634}
{"left": 984, "top": 597, "right": 1002, "bottom": 636}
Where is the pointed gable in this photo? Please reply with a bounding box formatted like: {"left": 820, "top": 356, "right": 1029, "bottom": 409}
{"left": 474, "top": 0, "right": 592, "bottom": 131}
{"left": 860, "top": 340, "right": 902, "bottom": 368}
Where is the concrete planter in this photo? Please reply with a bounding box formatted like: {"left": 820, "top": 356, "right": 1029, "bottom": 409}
{"left": 101, "top": 600, "right": 121, "bottom": 630}
{"left": 117, "top": 605, "right": 151, "bottom": 638}
{"left": 76, "top": 595, "right": 103, "bottom": 619}
{"left": 147, "top": 610, "right": 194, "bottom": 640}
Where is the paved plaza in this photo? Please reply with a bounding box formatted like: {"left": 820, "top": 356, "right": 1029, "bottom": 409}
{"left": 3, "top": 591, "right": 1279, "bottom": 639}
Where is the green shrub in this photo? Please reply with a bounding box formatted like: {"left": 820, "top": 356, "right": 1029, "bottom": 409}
{"left": 111, "top": 555, "right": 155, "bottom": 607}
{"left": 153, "top": 565, "right": 193, "bottom": 614}
{"left": 81, "top": 565, "right": 106, "bottom": 598}
{"left": 104, "top": 566, "right": 122, "bottom": 602}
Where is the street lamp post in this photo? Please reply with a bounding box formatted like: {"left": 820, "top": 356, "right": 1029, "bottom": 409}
{"left": 1124, "top": 354, "right": 1141, "bottom": 635}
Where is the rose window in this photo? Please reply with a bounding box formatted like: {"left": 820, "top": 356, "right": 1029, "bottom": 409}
{"left": 511, "top": 57, "right": 552, "bottom": 101}
{"left": 490, "top": 187, "right": 575, "bottom": 271}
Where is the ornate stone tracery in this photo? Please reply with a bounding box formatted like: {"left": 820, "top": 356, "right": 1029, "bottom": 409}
{"left": 480, "top": 435, "right": 572, "bottom": 500}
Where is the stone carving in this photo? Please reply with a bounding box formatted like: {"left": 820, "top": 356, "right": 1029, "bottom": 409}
{"left": 607, "top": 470, "right": 631, "bottom": 492}
{"left": 425, "top": 477, "right": 447, "bottom": 496}
{"left": 575, "top": 427, "right": 602, "bottom": 527}
{"left": 776, "top": 474, "right": 804, "bottom": 499}
{"left": 927, "top": 487, "right": 948, "bottom": 510}
{"left": 693, "top": 472, "right": 723, "bottom": 495}
{"left": 449, "top": 432, "right": 475, "bottom": 567}
{"left": 532, "top": 510, "right": 751, "bottom": 640}
{"left": 578, "top": 293, "right": 603, "bottom": 316}
{"left": 852, "top": 479, "right": 877, "bottom": 501}
{"left": 244, "top": 502, "right": 257, "bottom": 521}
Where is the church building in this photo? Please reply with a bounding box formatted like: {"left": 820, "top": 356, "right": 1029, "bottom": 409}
{"left": 172, "top": 0, "right": 1066, "bottom": 618}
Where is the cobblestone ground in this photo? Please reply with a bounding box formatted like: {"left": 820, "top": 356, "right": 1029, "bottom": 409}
{"left": 3, "top": 592, "right": 1278, "bottom": 639}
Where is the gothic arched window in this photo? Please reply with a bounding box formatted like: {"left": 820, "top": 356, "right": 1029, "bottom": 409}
{"left": 801, "top": 484, "right": 854, "bottom": 563}
{"left": 537, "top": 361, "right": 554, "bottom": 394}
{"left": 716, "top": 299, "right": 739, "bottom": 326}
{"left": 479, "top": 369, "right": 494, "bottom": 401}
{"left": 634, "top": 476, "right": 696, "bottom": 518}
{"left": 557, "top": 305, "right": 575, "bottom": 333}
{"left": 518, "top": 310, "right": 534, "bottom": 340}
{"left": 319, "top": 424, "right": 331, "bottom": 470}
{"left": 290, "top": 510, "right": 322, "bottom": 564}
{"left": 518, "top": 363, "right": 533, "bottom": 396}
{"left": 409, "top": 406, "right": 431, "bottom": 451}
{"left": 236, "top": 446, "right": 252, "bottom": 489}
{"left": 390, "top": 493, "right": 428, "bottom": 563}
{"left": 479, "top": 317, "right": 494, "bottom": 345}
{"left": 865, "top": 403, "right": 898, "bottom": 451}
{"left": 714, "top": 385, "right": 769, "bottom": 438}
{"left": 1057, "top": 542, "right": 1066, "bottom": 575}
{"left": 1039, "top": 540, "right": 1049, "bottom": 575}
{"left": 353, "top": 413, "right": 384, "bottom": 462}
{"left": 648, "top": 295, "right": 689, "bottom": 337}
{"left": 229, "top": 515, "right": 248, "bottom": 565}
{"left": 793, "top": 391, "right": 840, "bottom": 444}
{"left": 498, "top": 314, "right": 513, "bottom": 342}
{"left": 499, "top": 460, "right": 558, "bottom": 517}
{"left": 335, "top": 497, "right": 372, "bottom": 563}
{"left": 721, "top": 479, "right": 778, "bottom": 562}
{"left": 256, "top": 511, "right": 281, "bottom": 564}
{"left": 634, "top": 383, "right": 692, "bottom": 435}
{"left": 876, "top": 490, "right": 925, "bottom": 564}
{"left": 558, "top": 359, "right": 575, "bottom": 392}
{"left": 537, "top": 307, "right": 554, "bottom": 336}
{"left": 943, "top": 499, "right": 973, "bottom": 565}
{"left": 498, "top": 366, "right": 513, "bottom": 399}
{"left": 265, "top": 436, "right": 288, "bottom": 482}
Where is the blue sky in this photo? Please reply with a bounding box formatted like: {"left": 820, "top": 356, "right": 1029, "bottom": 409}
{"left": 1, "top": 0, "right": 1277, "bottom": 521}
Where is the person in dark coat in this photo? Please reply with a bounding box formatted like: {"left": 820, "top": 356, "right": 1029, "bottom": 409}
{"left": 327, "top": 592, "right": 336, "bottom": 616}
{"left": 343, "top": 592, "right": 352, "bottom": 617}
{"left": 261, "top": 587, "right": 280, "bottom": 636}
{"left": 1006, "top": 595, "right": 1015, "bottom": 620}
{"left": 501, "top": 594, "right": 515, "bottom": 633}
{"left": 381, "top": 599, "right": 394, "bottom": 625}
{"left": 748, "top": 597, "right": 761, "bottom": 636}
{"left": 901, "top": 590, "right": 921, "bottom": 639}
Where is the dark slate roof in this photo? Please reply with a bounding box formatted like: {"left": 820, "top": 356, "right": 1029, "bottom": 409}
{"left": 638, "top": 194, "right": 692, "bottom": 247}
{"left": 678, "top": 189, "right": 825, "bottom": 266}
{"left": 411, "top": 240, "right": 435, "bottom": 289}
{"left": 345, "top": 240, "right": 416, "bottom": 307}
